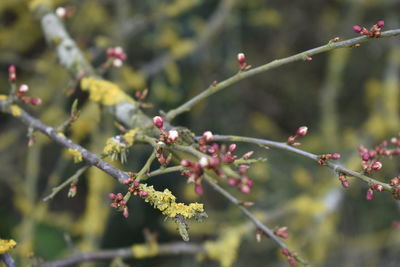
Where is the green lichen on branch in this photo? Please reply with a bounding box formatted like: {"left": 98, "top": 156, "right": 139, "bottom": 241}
{"left": 80, "top": 77, "right": 137, "bottom": 106}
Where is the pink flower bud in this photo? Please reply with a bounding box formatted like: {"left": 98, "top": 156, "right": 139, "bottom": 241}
{"left": 341, "top": 180, "right": 349, "bottom": 188}
{"left": 123, "top": 207, "right": 129, "bottom": 218}
{"left": 376, "top": 20, "right": 385, "bottom": 28}
{"left": 152, "top": 116, "right": 163, "bottom": 129}
{"left": 203, "top": 131, "right": 213, "bottom": 142}
{"left": 8, "top": 65, "right": 16, "bottom": 82}
{"left": 229, "top": 144, "right": 237, "bottom": 152}
{"left": 139, "top": 191, "right": 148, "bottom": 197}
{"left": 353, "top": 25, "right": 362, "bottom": 33}
{"left": 109, "top": 193, "right": 116, "bottom": 200}
{"left": 228, "top": 178, "right": 238, "bottom": 186}
{"left": 119, "top": 199, "right": 126, "bottom": 205}
{"left": 242, "top": 151, "right": 254, "bottom": 160}
{"left": 198, "top": 157, "right": 208, "bottom": 168}
{"left": 361, "top": 152, "right": 370, "bottom": 161}
{"left": 18, "top": 84, "right": 29, "bottom": 93}
{"left": 195, "top": 184, "right": 203, "bottom": 195}
{"left": 168, "top": 130, "right": 179, "bottom": 142}
{"left": 237, "top": 53, "right": 246, "bottom": 65}
{"left": 330, "top": 153, "right": 341, "bottom": 160}
{"left": 181, "top": 159, "right": 192, "bottom": 167}
{"left": 372, "top": 184, "right": 384, "bottom": 192}
{"left": 133, "top": 180, "right": 140, "bottom": 187}
{"left": 282, "top": 249, "right": 290, "bottom": 256}
{"left": 112, "top": 58, "right": 123, "bottom": 68}
{"left": 371, "top": 161, "right": 382, "bottom": 171}
{"left": 56, "top": 7, "right": 67, "bottom": 18}
{"left": 116, "top": 193, "right": 123, "bottom": 199}
{"left": 366, "top": 188, "right": 374, "bottom": 201}
{"left": 30, "top": 97, "right": 42, "bottom": 106}
{"left": 296, "top": 126, "right": 308, "bottom": 136}
{"left": 240, "top": 185, "right": 251, "bottom": 194}
{"left": 288, "top": 257, "right": 296, "bottom": 265}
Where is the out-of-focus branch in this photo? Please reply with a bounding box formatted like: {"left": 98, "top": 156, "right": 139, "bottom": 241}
{"left": 203, "top": 175, "right": 309, "bottom": 266}
{"left": 166, "top": 29, "right": 400, "bottom": 121}
{"left": 210, "top": 135, "right": 395, "bottom": 192}
{"left": 140, "top": 0, "right": 236, "bottom": 78}
{"left": 0, "top": 253, "right": 16, "bottom": 267}
{"left": 40, "top": 242, "right": 205, "bottom": 267}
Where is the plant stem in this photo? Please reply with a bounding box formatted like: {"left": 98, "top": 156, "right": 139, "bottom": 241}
{"left": 211, "top": 135, "right": 394, "bottom": 191}
{"left": 166, "top": 29, "right": 400, "bottom": 121}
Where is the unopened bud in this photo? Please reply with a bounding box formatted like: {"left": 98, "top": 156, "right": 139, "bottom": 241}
{"left": 366, "top": 188, "right": 374, "bottom": 201}
{"left": 330, "top": 153, "right": 341, "bottom": 160}
{"left": 112, "top": 58, "right": 123, "bottom": 68}
{"left": 237, "top": 53, "right": 246, "bottom": 65}
{"left": 152, "top": 116, "right": 164, "bottom": 129}
{"left": 353, "top": 25, "right": 362, "bottom": 33}
{"left": 296, "top": 126, "right": 308, "bottom": 136}
{"left": 168, "top": 130, "right": 179, "bottom": 142}
{"left": 181, "top": 159, "right": 192, "bottom": 167}
{"left": 229, "top": 144, "right": 237, "bottom": 152}
{"left": 376, "top": 20, "right": 385, "bottom": 28}
{"left": 371, "top": 161, "right": 382, "bottom": 171}
{"left": 18, "top": 84, "right": 29, "bottom": 93}
{"left": 195, "top": 184, "right": 203, "bottom": 195}
{"left": 109, "top": 193, "right": 116, "bottom": 200}
{"left": 372, "top": 184, "right": 384, "bottom": 192}
{"left": 30, "top": 97, "right": 42, "bottom": 106}
{"left": 203, "top": 131, "right": 213, "bottom": 142}
{"left": 198, "top": 157, "right": 208, "bottom": 168}
{"left": 123, "top": 207, "right": 129, "bottom": 218}
{"left": 56, "top": 7, "right": 66, "bottom": 18}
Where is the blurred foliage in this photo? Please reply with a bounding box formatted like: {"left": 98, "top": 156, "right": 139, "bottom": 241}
{"left": 1, "top": 0, "right": 400, "bottom": 266}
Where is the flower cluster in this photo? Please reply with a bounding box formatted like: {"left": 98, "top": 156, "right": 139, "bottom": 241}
{"left": 390, "top": 176, "right": 400, "bottom": 200}
{"left": 287, "top": 126, "right": 308, "bottom": 146}
{"left": 365, "top": 184, "right": 384, "bottom": 201}
{"left": 181, "top": 131, "right": 255, "bottom": 194}
{"left": 109, "top": 192, "right": 129, "bottom": 218}
{"left": 282, "top": 248, "right": 297, "bottom": 265}
{"left": 152, "top": 116, "right": 179, "bottom": 165}
{"left": 106, "top": 46, "right": 127, "bottom": 68}
{"left": 237, "top": 53, "right": 251, "bottom": 71}
{"left": 353, "top": 20, "right": 384, "bottom": 38}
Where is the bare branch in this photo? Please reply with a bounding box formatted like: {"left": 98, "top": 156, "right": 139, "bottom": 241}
{"left": 41, "top": 242, "right": 205, "bottom": 267}
{"left": 166, "top": 29, "right": 400, "bottom": 121}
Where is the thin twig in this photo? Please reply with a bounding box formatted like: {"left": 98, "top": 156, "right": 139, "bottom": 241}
{"left": 166, "top": 29, "right": 400, "bottom": 121}
{"left": 136, "top": 151, "right": 156, "bottom": 181}
{"left": 43, "top": 165, "right": 90, "bottom": 201}
{"left": 203, "top": 174, "right": 309, "bottom": 266}
{"left": 40, "top": 242, "right": 205, "bottom": 267}
{"left": 210, "top": 135, "right": 394, "bottom": 192}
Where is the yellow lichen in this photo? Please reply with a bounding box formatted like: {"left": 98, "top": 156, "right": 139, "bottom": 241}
{"left": 57, "top": 132, "right": 65, "bottom": 137}
{"left": 0, "top": 239, "right": 17, "bottom": 254}
{"left": 0, "top": 94, "right": 8, "bottom": 100}
{"left": 80, "top": 77, "right": 137, "bottom": 106}
{"left": 103, "top": 129, "right": 138, "bottom": 162}
{"left": 140, "top": 184, "right": 204, "bottom": 219}
{"left": 132, "top": 243, "right": 159, "bottom": 259}
{"left": 68, "top": 148, "right": 83, "bottom": 163}
{"left": 10, "top": 105, "right": 22, "bottom": 116}
{"left": 204, "top": 226, "right": 245, "bottom": 267}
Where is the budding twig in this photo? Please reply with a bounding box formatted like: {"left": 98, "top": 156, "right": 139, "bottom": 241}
{"left": 166, "top": 29, "right": 400, "bottom": 121}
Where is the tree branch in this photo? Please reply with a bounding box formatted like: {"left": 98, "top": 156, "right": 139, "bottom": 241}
{"left": 0, "top": 101, "right": 129, "bottom": 184}
{"left": 165, "top": 29, "right": 400, "bottom": 121}
{"left": 210, "top": 135, "right": 395, "bottom": 192}
{"left": 40, "top": 242, "right": 205, "bottom": 267}
{"left": 0, "top": 253, "right": 16, "bottom": 267}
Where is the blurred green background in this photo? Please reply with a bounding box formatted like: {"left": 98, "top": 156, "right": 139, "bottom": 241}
{"left": 0, "top": 0, "right": 399, "bottom": 266}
